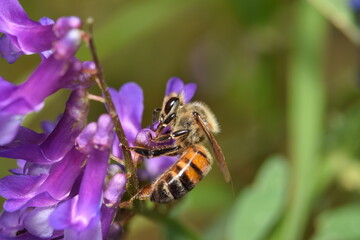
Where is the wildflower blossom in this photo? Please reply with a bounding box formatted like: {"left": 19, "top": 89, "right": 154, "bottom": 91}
{"left": 0, "top": 95, "right": 127, "bottom": 239}
{"left": 0, "top": 0, "right": 81, "bottom": 62}
{"left": 0, "top": 0, "right": 93, "bottom": 145}
{"left": 0, "top": 2, "right": 200, "bottom": 238}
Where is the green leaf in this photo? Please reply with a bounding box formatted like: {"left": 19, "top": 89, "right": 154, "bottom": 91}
{"left": 312, "top": 203, "right": 360, "bottom": 240}
{"left": 309, "top": 0, "right": 360, "bottom": 45}
{"left": 225, "top": 155, "right": 288, "bottom": 240}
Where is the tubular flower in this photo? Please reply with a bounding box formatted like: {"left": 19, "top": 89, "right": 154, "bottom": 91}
{"left": 0, "top": 76, "right": 197, "bottom": 239}
{"left": 0, "top": 0, "right": 81, "bottom": 62}
{"left": 0, "top": 0, "right": 95, "bottom": 145}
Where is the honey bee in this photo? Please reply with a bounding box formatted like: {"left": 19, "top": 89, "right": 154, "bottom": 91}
{"left": 127, "top": 92, "right": 231, "bottom": 203}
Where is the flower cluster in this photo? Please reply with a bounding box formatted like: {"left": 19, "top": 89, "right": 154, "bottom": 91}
{"left": 0, "top": 1, "right": 198, "bottom": 239}
{"left": 0, "top": 0, "right": 95, "bottom": 146}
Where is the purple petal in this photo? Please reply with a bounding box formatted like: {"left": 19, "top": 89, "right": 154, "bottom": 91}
{"left": 53, "top": 17, "right": 82, "bottom": 38}
{"left": 1, "top": 148, "right": 86, "bottom": 212}
{"left": 103, "top": 173, "right": 126, "bottom": 206}
{"left": 165, "top": 77, "right": 197, "bottom": 103}
{"left": 49, "top": 197, "right": 75, "bottom": 230}
{"left": 0, "top": 89, "right": 89, "bottom": 163}
{"left": 64, "top": 215, "right": 102, "bottom": 240}
{"left": 0, "top": 174, "right": 46, "bottom": 199}
{"left": 0, "top": 144, "right": 47, "bottom": 164}
{"left": 39, "top": 148, "right": 86, "bottom": 199}
{"left": 0, "top": 209, "right": 24, "bottom": 237}
{"left": 3, "top": 192, "right": 59, "bottom": 212}
{"left": 76, "top": 123, "right": 97, "bottom": 154}
{"left": 9, "top": 159, "right": 26, "bottom": 175}
{"left": 0, "top": 77, "right": 16, "bottom": 99}
{"left": 144, "top": 156, "right": 177, "bottom": 180}
{"left": 183, "top": 83, "right": 197, "bottom": 103}
{"left": 0, "top": 56, "right": 85, "bottom": 144}
{"left": 41, "top": 115, "right": 62, "bottom": 134}
{"left": 39, "top": 17, "right": 55, "bottom": 26}
{"left": 25, "top": 163, "right": 52, "bottom": 176}
{"left": 23, "top": 207, "right": 55, "bottom": 238}
{"left": 53, "top": 29, "right": 82, "bottom": 59}
{"left": 110, "top": 82, "right": 143, "bottom": 158}
{"left": 93, "top": 114, "right": 114, "bottom": 149}
{"left": 17, "top": 57, "right": 81, "bottom": 111}
{"left": 0, "top": 34, "right": 23, "bottom": 63}
{"left": 101, "top": 173, "right": 126, "bottom": 239}
{"left": 0, "top": 0, "right": 56, "bottom": 54}
{"left": 40, "top": 89, "right": 89, "bottom": 162}
{"left": 0, "top": 112, "right": 22, "bottom": 145}
{"left": 51, "top": 125, "right": 112, "bottom": 231}
{"left": 111, "top": 82, "right": 143, "bottom": 143}
{"left": 166, "top": 77, "right": 184, "bottom": 95}
{"left": 75, "top": 148, "right": 110, "bottom": 225}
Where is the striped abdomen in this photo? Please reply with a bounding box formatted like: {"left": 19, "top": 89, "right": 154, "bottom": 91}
{"left": 149, "top": 146, "right": 212, "bottom": 203}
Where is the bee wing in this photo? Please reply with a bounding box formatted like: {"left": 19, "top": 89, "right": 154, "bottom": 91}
{"left": 194, "top": 113, "right": 231, "bottom": 183}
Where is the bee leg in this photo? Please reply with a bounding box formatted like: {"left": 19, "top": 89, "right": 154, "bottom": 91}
{"left": 128, "top": 146, "right": 152, "bottom": 158}
{"left": 119, "top": 185, "right": 152, "bottom": 208}
{"left": 128, "top": 145, "right": 181, "bottom": 158}
{"left": 153, "top": 129, "right": 190, "bottom": 142}
{"left": 136, "top": 185, "right": 153, "bottom": 200}
{"left": 151, "top": 146, "right": 181, "bottom": 157}
{"left": 155, "top": 112, "right": 177, "bottom": 135}
{"left": 151, "top": 108, "right": 161, "bottom": 131}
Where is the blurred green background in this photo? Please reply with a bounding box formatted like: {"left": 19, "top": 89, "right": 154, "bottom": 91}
{"left": 1, "top": 0, "right": 360, "bottom": 239}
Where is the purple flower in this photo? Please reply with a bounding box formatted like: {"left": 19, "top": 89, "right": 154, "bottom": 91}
{"left": 0, "top": 0, "right": 82, "bottom": 62}
{"left": 49, "top": 114, "right": 121, "bottom": 240}
{"left": 0, "top": 31, "right": 88, "bottom": 145}
{"left": 165, "top": 77, "right": 197, "bottom": 103}
{"left": 0, "top": 0, "right": 94, "bottom": 146}
{"left": 0, "top": 89, "right": 89, "bottom": 164}
{"left": 0, "top": 77, "right": 196, "bottom": 239}
{"left": 109, "top": 82, "right": 144, "bottom": 160}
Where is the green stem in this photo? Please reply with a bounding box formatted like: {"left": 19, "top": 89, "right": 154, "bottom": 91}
{"left": 281, "top": 2, "right": 327, "bottom": 240}
{"left": 87, "top": 19, "right": 139, "bottom": 196}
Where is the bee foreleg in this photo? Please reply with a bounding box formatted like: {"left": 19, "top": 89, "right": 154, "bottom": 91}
{"left": 153, "top": 129, "right": 190, "bottom": 142}
{"left": 151, "top": 146, "right": 181, "bottom": 157}
{"left": 128, "top": 145, "right": 181, "bottom": 158}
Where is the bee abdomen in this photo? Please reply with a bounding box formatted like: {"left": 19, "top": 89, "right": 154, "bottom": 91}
{"left": 150, "top": 146, "right": 211, "bottom": 203}
{"left": 150, "top": 180, "right": 174, "bottom": 203}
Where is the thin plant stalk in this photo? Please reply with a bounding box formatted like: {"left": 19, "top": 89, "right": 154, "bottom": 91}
{"left": 87, "top": 19, "right": 139, "bottom": 196}
{"left": 280, "top": 2, "right": 327, "bottom": 240}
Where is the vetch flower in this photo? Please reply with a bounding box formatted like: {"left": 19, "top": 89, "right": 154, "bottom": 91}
{"left": 0, "top": 0, "right": 81, "bottom": 62}
{"left": 0, "top": 88, "right": 89, "bottom": 164}
{"left": 0, "top": 75, "right": 197, "bottom": 239}
{"left": 0, "top": 0, "right": 94, "bottom": 145}
{"left": 49, "top": 114, "right": 118, "bottom": 240}
{"left": 0, "top": 91, "right": 89, "bottom": 214}
{"left": 0, "top": 30, "right": 92, "bottom": 145}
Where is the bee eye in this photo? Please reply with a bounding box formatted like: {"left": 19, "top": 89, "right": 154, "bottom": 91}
{"left": 164, "top": 97, "right": 179, "bottom": 114}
